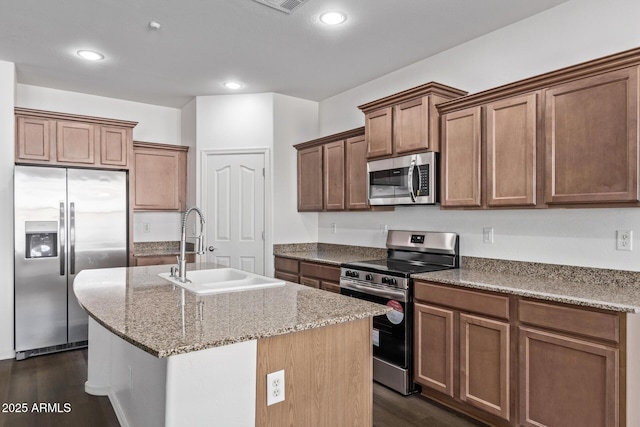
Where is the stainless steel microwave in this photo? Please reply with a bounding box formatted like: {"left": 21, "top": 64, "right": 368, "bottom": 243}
{"left": 368, "top": 152, "right": 438, "bottom": 205}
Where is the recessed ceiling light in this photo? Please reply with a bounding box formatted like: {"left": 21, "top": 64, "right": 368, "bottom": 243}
{"left": 77, "top": 50, "right": 104, "bottom": 61}
{"left": 223, "top": 81, "right": 243, "bottom": 90}
{"left": 319, "top": 11, "right": 346, "bottom": 25}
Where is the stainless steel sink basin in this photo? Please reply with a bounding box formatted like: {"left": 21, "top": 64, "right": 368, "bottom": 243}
{"left": 158, "top": 268, "right": 285, "bottom": 295}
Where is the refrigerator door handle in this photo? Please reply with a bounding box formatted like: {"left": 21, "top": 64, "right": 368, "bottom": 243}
{"left": 59, "top": 202, "right": 66, "bottom": 276}
{"left": 70, "top": 202, "right": 76, "bottom": 275}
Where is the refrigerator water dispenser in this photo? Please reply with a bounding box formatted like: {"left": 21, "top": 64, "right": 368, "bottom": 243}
{"left": 25, "top": 221, "right": 57, "bottom": 258}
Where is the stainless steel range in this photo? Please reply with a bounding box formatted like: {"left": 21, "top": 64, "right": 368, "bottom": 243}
{"left": 340, "top": 230, "right": 459, "bottom": 395}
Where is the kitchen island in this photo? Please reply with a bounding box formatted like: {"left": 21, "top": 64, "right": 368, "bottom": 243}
{"left": 74, "top": 262, "right": 390, "bottom": 427}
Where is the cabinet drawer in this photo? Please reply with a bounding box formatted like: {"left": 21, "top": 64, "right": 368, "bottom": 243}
{"left": 415, "top": 281, "right": 510, "bottom": 320}
{"left": 299, "top": 262, "right": 340, "bottom": 282}
{"left": 518, "top": 299, "right": 619, "bottom": 343}
{"left": 274, "top": 257, "right": 299, "bottom": 274}
{"left": 320, "top": 281, "right": 341, "bottom": 294}
{"left": 275, "top": 271, "right": 299, "bottom": 284}
{"left": 300, "top": 277, "right": 320, "bottom": 289}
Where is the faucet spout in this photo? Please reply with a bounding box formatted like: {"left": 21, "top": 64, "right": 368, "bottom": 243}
{"left": 178, "top": 206, "right": 206, "bottom": 283}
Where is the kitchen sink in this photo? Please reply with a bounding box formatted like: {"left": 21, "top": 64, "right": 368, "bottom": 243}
{"left": 158, "top": 268, "right": 285, "bottom": 295}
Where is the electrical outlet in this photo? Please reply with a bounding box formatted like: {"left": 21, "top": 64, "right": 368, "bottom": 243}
{"left": 483, "top": 227, "right": 494, "bottom": 244}
{"left": 331, "top": 223, "right": 337, "bottom": 234}
{"left": 266, "top": 370, "right": 285, "bottom": 406}
{"left": 617, "top": 230, "right": 633, "bottom": 251}
{"left": 380, "top": 224, "right": 388, "bottom": 235}
{"left": 143, "top": 223, "right": 150, "bottom": 233}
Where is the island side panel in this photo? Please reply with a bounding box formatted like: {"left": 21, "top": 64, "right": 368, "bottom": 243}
{"left": 164, "top": 340, "right": 258, "bottom": 427}
{"left": 255, "top": 318, "right": 373, "bottom": 427}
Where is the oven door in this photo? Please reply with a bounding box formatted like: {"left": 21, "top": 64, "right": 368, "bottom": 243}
{"left": 340, "top": 281, "right": 411, "bottom": 369}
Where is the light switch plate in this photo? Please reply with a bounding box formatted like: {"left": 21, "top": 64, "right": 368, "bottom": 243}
{"left": 483, "top": 227, "right": 494, "bottom": 244}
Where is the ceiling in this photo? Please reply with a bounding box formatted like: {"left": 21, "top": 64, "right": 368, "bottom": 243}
{"left": 0, "top": 0, "right": 568, "bottom": 108}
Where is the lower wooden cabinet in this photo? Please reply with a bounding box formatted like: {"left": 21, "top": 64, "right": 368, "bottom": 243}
{"left": 414, "top": 280, "right": 631, "bottom": 427}
{"left": 460, "top": 313, "right": 510, "bottom": 420}
{"left": 414, "top": 297, "right": 511, "bottom": 424}
{"left": 273, "top": 256, "right": 341, "bottom": 293}
{"left": 519, "top": 327, "right": 618, "bottom": 427}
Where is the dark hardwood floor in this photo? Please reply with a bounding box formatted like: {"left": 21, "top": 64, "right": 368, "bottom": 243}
{"left": 0, "top": 349, "right": 482, "bottom": 427}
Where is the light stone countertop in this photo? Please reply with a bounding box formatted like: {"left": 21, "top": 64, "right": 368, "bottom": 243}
{"left": 74, "top": 262, "right": 391, "bottom": 358}
{"left": 274, "top": 243, "right": 640, "bottom": 314}
{"left": 274, "top": 242, "right": 387, "bottom": 266}
{"left": 413, "top": 268, "right": 640, "bottom": 313}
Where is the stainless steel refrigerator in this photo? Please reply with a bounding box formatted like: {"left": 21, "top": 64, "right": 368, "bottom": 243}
{"left": 14, "top": 165, "right": 128, "bottom": 360}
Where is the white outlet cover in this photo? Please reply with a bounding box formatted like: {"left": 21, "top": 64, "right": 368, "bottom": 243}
{"left": 616, "top": 230, "right": 633, "bottom": 251}
{"left": 266, "top": 369, "right": 285, "bottom": 406}
{"left": 483, "top": 227, "right": 494, "bottom": 244}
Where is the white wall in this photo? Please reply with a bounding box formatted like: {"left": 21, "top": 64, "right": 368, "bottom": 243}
{"left": 194, "top": 93, "right": 319, "bottom": 275}
{"left": 273, "top": 93, "right": 319, "bottom": 245}
{"left": 0, "top": 61, "right": 16, "bottom": 359}
{"left": 16, "top": 84, "right": 185, "bottom": 243}
{"left": 316, "top": 0, "right": 640, "bottom": 271}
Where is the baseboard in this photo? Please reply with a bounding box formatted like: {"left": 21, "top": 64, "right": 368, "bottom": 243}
{"left": 84, "top": 380, "right": 109, "bottom": 396}
{"left": 0, "top": 350, "right": 16, "bottom": 360}
{"left": 108, "top": 390, "right": 130, "bottom": 427}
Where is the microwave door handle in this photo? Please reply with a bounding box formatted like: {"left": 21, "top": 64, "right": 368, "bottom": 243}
{"left": 407, "top": 158, "right": 416, "bottom": 202}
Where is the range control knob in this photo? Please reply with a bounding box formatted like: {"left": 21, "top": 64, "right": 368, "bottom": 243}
{"left": 389, "top": 278, "right": 398, "bottom": 286}
{"left": 365, "top": 274, "right": 374, "bottom": 281}
{"left": 381, "top": 276, "right": 390, "bottom": 284}
{"left": 346, "top": 270, "right": 360, "bottom": 278}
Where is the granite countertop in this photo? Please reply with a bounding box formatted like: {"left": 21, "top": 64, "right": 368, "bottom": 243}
{"left": 274, "top": 242, "right": 387, "bottom": 266}
{"left": 413, "top": 259, "right": 640, "bottom": 313}
{"left": 274, "top": 243, "right": 640, "bottom": 314}
{"left": 74, "top": 262, "right": 391, "bottom": 358}
{"left": 133, "top": 241, "right": 194, "bottom": 257}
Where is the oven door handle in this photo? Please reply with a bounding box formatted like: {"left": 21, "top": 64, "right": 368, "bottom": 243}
{"left": 340, "top": 280, "right": 408, "bottom": 302}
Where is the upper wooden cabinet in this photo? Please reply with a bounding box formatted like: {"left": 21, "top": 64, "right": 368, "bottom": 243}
{"left": 358, "top": 82, "right": 467, "bottom": 159}
{"left": 297, "top": 144, "right": 324, "bottom": 211}
{"left": 438, "top": 47, "right": 640, "bottom": 209}
{"left": 441, "top": 93, "right": 539, "bottom": 209}
{"left": 441, "top": 106, "right": 483, "bottom": 207}
{"left": 132, "top": 141, "right": 188, "bottom": 211}
{"left": 15, "top": 108, "right": 136, "bottom": 169}
{"left": 295, "top": 127, "right": 377, "bottom": 212}
{"left": 544, "top": 67, "right": 639, "bottom": 205}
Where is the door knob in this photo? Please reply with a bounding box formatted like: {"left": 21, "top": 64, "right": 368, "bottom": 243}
{"left": 208, "top": 246, "right": 217, "bottom": 252}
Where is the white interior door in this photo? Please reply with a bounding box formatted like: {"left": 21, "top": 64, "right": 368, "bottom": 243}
{"left": 204, "top": 152, "right": 265, "bottom": 274}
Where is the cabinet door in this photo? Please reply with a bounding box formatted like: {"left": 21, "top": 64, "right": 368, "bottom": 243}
{"left": 544, "top": 67, "right": 639, "bottom": 204}
{"left": 100, "top": 126, "right": 128, "bottom": 167}
{"left": 16, "top": 116, "right": 52, "bottom": 162}
{"left": 414, "top": 302, "right": 454, "bottom": 397}
{"left": 460, "top": 314, "right": 510, "bottom": 421}
{"left": 394, "top": 96, "right": 429, "bottom": 154}
{"left": 133, "top": 147, "right": 182, "bottom": 211}
{"left": 320, "top": 281, "right": 340, "bottom": 294}
{"left": 56, "top": 121, "right": 96, "bottom": 164}
{"left": 345, "top": 134, "right": 369, "bottom": 210}
{"left": 486, "top": 93, "right": 538, "bottom": 207}
{"left": 441, "top": 106, "right": 482, "bottom": 207}
{"left": 297, "top": 145, "right": 324, "bottom": 211}
{"left": 519, "top": 327, "right": 618, "bottom": 427}
{"left": 275, "top": 271, "right": 299, "bottom": 283}
{"left": 324, "top": 140, "right": 345, "bottom": 210}
{"left": 300, "top": 277, "right": 320, "bottom": 289}
{"left": 365, "top": 107, "right": 393, "bottom": 158}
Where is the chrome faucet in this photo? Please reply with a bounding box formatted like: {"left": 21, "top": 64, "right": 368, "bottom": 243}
{"left": 177, "top": 206, "right": 206, "bottom": 282}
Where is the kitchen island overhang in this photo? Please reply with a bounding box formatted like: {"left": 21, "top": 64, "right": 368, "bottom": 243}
{"left": 74, "top": 262, "right": 390, "bottom": 427}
